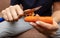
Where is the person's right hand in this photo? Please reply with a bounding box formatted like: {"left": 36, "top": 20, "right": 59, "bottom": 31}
{"left": 1, "top": 5, "right": 24, "bottom": 22}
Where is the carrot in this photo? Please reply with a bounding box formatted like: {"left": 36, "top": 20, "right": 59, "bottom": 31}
{"left": 24, "top": 9, "right": 34, "bottom": 13}
{"left": 24, "top": 16, "right": 53, "bottom": 24}
{"left": 24, "top": 9, "right": 34, "bottom": 16}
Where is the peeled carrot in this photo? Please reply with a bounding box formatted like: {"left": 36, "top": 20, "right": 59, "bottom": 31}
{"left": 24, "top": 16, "right": 53, "bottom": 24}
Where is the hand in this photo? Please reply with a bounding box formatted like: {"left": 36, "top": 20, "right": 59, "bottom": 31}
{"left": 30, "top": 20, "right": 59, "bottom": 37}
{"left": 1, "top": 5, "right": 24, "bottom": 22}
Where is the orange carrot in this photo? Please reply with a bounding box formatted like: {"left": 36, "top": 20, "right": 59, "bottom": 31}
{"left": 24, "top": 9, "right": 34, "bottom": 13}
{"left": 24, "top": 16, "right": 53, "bottom": 24}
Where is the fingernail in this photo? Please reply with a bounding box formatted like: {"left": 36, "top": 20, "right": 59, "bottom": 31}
{"left": 30, "top": 22, "right": 33, "bottom": 25}
{"left": 36, "top": 21, "right": 40, "bottom": 25}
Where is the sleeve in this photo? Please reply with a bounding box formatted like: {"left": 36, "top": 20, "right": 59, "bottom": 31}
{"left": 54, "top": 0, "right": 60, "bottom": 2}
{"left": 10, "top": 0, "right": 21, "bottom": 5}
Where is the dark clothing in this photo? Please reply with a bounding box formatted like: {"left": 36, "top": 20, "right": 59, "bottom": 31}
{"left": 10, "top": 0, "right": 60, "bottom": 16}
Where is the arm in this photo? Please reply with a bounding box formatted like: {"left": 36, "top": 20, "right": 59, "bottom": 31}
{"left": 0, "top": 0, "right": 33, "bottom": 37}
{"left": 52, "top": 2, "right": 60, "bottom": 23}
{"left": 30, "top": 2, "right": 60, "bottom": 37}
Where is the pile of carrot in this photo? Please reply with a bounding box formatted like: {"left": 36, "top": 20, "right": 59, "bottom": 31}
{"left": 24, "top": 16, "right": 53, "bottom": 24}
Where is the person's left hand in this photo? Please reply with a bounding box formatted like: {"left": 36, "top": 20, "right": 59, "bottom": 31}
{"left": 30, "top": 20, "right": 59, "bottom": 37}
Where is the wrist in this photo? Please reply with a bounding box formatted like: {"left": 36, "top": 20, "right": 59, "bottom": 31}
{"left": 53, "top": 17, "right": 60, "bottom": 23}
{"left": 43, "top": 32, "right": 57, "bottom": 38}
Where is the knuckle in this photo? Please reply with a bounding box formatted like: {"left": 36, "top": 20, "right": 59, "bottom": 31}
{"left": 1, "top": 10, "right": 6, "bottom": 16}
{"left": 5, "top": 8, "right": 9, "bottom": 11}
{"left": 9, "top": 6, "right": 14, "bottom": 9}
{"left": 1, "top": 10, "right": 5, "bottom": 14}
{"left": 9, "top": 20, "right": 13, "bottom": 22}
{"left": 53, "top": 26, "right": 59, "bottom": 31}
{"left": 15, "top": 4, "right": 22, "bottom": 9}
{"left": 15, "top": 5, "right": 20, "bottom": 7}
{"left": 7, "top": 18, "right": 13, "bottom": 22}
{"left": 48, "top": 28, "right": 52, "bottom": 30}
{"left": 9, "top": 18, "right": 13, "bottom": 21}
{"left": 18, "top": 10, "right": 24, "bottom": 15}
{"left": 10, "top": 6, "right": 13, "bottom": 8}
{"left": 19, "top": 12, "right": 24, "bottom": 16}
{"left": 47, "top": 26, "right": 58, "bottom": 31}
{"left": 5, "top": 18, "right": 9, "bottom": 21}
{"left": 14, "top": 17, "right": 18, "bottom": 21}
{"left": 1, "top": 8, "right": 9, "bottom": 14}
{"left": 47, "top": 26, "right": 54, "bottom": 30}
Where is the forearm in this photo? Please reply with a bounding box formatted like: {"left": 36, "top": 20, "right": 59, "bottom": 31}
{"left": 52, "top": 10, "right": 60, "bottom": 23}
{"left": 52, "top": 2, "right": 60, "bottom": 23}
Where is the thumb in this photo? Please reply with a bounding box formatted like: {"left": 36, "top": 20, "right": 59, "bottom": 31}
{"left": 36, "top": 14, "right": 40, "bottom": 16}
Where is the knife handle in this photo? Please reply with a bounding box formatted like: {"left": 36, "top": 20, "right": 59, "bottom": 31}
{"left": 0, "top": 17, "right": 5, "bottom": 22}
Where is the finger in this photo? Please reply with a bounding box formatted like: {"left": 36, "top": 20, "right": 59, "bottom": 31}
{"left": 5, "top": 8, "right": 13, "bottom": 22}
{"left": 20, "top": 4, "right": 23, "bottom": 10}
{"left": 53, "top": 20, "right": 59, "bottom": 28}
{"left": 36, "top": 21, "right": 53, "bottom": 30}
{"left": 30, "top": 22, "right": 56, "bottom": 35}
{"left": 30, "top": 22, "right": 50, "bottom": 35}
{"left": 52, "top": 20, "right": 59, "bottom": 31}
{"left": 36, "top": 14, "right": 39, "bottom": 16}
{"left": 30, "top": 22, "right": 44, "bottom": 32}
{"left": 15, "top": 5, "right": 24, "bottom": 17}
{"left": 1, "top": 10, "right": 8, "bottom": 21}
{"left": 10, "top": 6, "right": 18, "bottom": 21}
